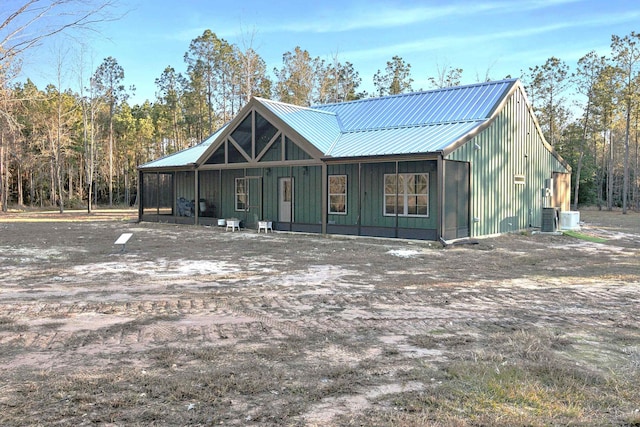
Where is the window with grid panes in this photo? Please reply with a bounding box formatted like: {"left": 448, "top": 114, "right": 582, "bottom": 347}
{"left": 384, "top": 173, "right": 429, "bottom": 217}
{"left": 328, "top": 175, "right": 347, "bottom": 214}
{"left": 235, "top": 178, "right": 247, "bottom": 211}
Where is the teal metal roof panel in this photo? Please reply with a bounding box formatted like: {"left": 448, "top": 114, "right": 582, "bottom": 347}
{"left": 326, "top": 120, "right": 484, "bottom": 158}
{"left": 257, "top": 98, "right": 341, "bottom": 153}
{"left": 140, "top": 79, "right": 517, "bottom": 167}
{"left": 313, "top": 79, "right": 516, "bottom": 132}
{"left": 139, "top": 126, "right": 226, "bottom": 169}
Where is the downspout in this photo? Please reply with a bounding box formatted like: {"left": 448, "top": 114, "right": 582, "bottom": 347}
{"left": 437, "top": 155, "right": 444, "bottom": 241}
{"left": 357, "top": 162, "right": 362, "bottom": 236}
{"left": 467, "top": 162, "right": 472, "bottom": 237}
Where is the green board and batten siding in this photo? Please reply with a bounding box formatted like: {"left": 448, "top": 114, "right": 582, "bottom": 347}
{"left": 446, "top": 86, "right": 568, "bottom": 237}
{"left": 139, "top": 79, "right": 570, "bottom": 240}
{"left": 327, "top": 161, "right": 438, "bottom": 236}
{"left": 200, "top": 165, "right": 322, "bottom": 227}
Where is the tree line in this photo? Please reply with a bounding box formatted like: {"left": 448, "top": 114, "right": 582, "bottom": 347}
{"left": 523, "top": 32, "right": 640, "bottom": 214}
{"left": 0, "top": 2, "right": 638, "bottom": 214}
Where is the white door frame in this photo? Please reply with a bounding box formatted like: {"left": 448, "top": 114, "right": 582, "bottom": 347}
{"left": 279, "top": 177, "right": 293, "bottom": 222}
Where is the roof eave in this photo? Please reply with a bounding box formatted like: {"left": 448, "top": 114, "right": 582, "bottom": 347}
{"left": 138, "top": 164, "right": 197, "bottom": 172}
{"left": 321, "top": 151, "right": 442, "bottom": 163}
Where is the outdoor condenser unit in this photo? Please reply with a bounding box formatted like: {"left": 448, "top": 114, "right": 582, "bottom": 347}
{"left": 541, "top": 207, "right": 560, "bottom": 232}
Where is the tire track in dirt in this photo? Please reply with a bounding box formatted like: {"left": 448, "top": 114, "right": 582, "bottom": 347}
{"left": 1, "top": 295, "right": 308, "bottom": 352}
{"left": 3, "top": 280, "right": 639, "bottom": 355}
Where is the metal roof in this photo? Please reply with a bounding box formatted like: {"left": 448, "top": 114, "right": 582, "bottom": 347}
{"left": 313, "top": 79, "right": 515, "bottom": 133}
{"left": 257, "top": 98, "right": 341, "bottom": 153}
{"left": 326, "top": 120, "right": 485, "bottom": 157}
{"left": 139, "top": 79, "right": 517, "bottom": 168}
{"left": 139, "top": 125, "right": 227, "bottom": 169}
{"left": 315, "top": 79, "right": 516, "bottom": 158}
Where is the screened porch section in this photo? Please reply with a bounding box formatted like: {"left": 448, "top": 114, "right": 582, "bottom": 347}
{"left": 141, "top": 172, "right": 174, "bottom": 216}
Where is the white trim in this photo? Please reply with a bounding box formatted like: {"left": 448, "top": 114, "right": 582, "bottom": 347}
{"left": 328, "top": 175, "right": 347, "bottom": 215}
{"left": 235, "top": 177, "right": 247, "bottom": 211}
{"left": 383, "top": 173, "right": 429, "bottom": 217}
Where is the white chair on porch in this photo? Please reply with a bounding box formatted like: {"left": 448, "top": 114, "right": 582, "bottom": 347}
{"left": 257, "top": 220, "right": 273, "bottom": 233}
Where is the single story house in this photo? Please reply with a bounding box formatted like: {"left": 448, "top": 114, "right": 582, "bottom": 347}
{"left": 138, "top": 78, "right": 571, "bottom": 241}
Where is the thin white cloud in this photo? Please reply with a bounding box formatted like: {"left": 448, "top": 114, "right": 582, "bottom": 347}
{"left": 338, "top": 10, "right": 640, "bottom": 62}
{"left": 163, "top": 0, "right": 585, "bottom": 40}
{"left": 274, "top": 0, "right": 584, "bottom": 34}
{"left": 165, "top": 0, "right": 608, "bottom": 46}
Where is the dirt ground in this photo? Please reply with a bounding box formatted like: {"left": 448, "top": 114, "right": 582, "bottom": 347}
{"left": 0, "top": 208, "right": 639, "bottom": 426}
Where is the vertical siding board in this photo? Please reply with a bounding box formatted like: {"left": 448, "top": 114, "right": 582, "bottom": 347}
{"left": 198, "top": 170, "right": 219, "bottom": 216}
{"left": 447, "top": 88, "right": 569, "bottom": 236}
{"left": 357, "top": 161, "right": 436, "bottom": 230}
{"left": 175, "top": 171, "right": 195, "bottom": 201}
{"left": 361, "top": 163, "right": 390, "bottom": 227}
{"left": 327, "top": 164, "right": 359, "bottom": 226}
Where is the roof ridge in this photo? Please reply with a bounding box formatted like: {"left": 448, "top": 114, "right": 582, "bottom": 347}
{"left": 255, "top": 96, "right": 338, "bottom": 117}
{"left": 312, "top": 78, "right": 519, "bottom": 108}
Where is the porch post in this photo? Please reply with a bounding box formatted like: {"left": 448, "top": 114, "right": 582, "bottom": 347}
{"left": 138, "top": 170, "right": 143, "bottom": 220}
{"left": 194, "top": 168, "right": 199, "bottom": 224}
{"left": 321, "top": 162, "right": 327, "bottom": 235}
{"left": 394, "top": 161, "right": 399, "bottom": 238}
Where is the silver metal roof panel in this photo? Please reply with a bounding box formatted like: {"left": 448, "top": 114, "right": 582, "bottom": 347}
{"left": 140, "top": 79, "right": 517, "bottom": 168}
{"left": 139, "top": 125, "right": 227, "bottom": 169}
{"left": 258, "top": 98, "right": 341, "bottom": 153}
{"left": 326, "top": 120, "right": 484, "bottom": 157}
{"left": 313, "top": 79, "right": 515, "bottom": 132}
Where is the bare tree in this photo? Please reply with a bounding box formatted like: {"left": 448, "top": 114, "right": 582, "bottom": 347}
{"left": 611, "top": 31, "right": 640, "bottom": 214}
{"left": 0, "top": 59, "right": 20, "bottom": 212}
{"left": 428, "top": 62, "right": 463, "bottom": 89}
{"left": 75, "top": 46, "right": 98, "bottom": 212}
{"left": 0, "top": 0, "right": 116, "bottom": 64}
{"left": 525, "top": 57, "right": 571, "bottom": 146}
{"left": 0, "top": 0, "right": 118, "bottom": 211}
{"left": 373, "top": 56, "right": 413, "bottom": 96}
{"left": 274, "top": 46, "right": 321, "bottom": 106}
{"left": 572, "top": 51, "right": 607, "bottom": 210}
{"left": 92, "top": 56, "right": 128, "bottom": 207}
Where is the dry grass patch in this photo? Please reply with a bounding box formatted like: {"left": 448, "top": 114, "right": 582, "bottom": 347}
{"left": 337, "top": 326, "right": 640, "bottom": 426}
{"left": 0, "top": 316, "right": 28, "bottom": 333}
{"left": 1, "top": 209, "right": 639, "bottom": 425}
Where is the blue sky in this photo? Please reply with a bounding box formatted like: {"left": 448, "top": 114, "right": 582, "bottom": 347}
{"left": 15, "top": 0, "right": 640, "bottom": 105}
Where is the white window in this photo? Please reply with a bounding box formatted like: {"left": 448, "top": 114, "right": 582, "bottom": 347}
{"left": 514, "top": 174, "right": 525, "bottom": 185}
{"left": 235, "top": 178, "right": 247, "bottom": 211}
{"left": 328, "top": 175, "right": 347, "bottom": 214}
{"left": 384, "top": 173, "right": 429, "bottom": 217}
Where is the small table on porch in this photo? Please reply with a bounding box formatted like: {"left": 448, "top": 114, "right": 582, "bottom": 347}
{"left": 226, "top": 219, "right": 240, "bottom": 232}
